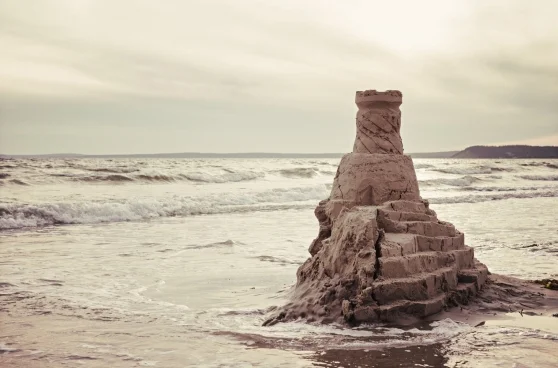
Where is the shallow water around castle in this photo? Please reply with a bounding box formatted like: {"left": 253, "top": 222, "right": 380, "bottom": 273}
{"left": 1, "top": 158, "right": 557, "bottom": 367}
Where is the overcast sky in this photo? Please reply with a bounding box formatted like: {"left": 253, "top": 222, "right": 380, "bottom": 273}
{"left": 1, "top": 0, "right": 557, "bottom": 154}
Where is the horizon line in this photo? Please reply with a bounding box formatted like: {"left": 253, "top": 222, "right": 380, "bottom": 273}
{"left": 2, "top": 145, "right": 556, "bottom": 158}
{"left": 0, "top": 150, "right": 459, "bottom": 157}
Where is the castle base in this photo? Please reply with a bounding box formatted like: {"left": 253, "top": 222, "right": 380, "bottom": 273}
{"left": 264, "top": 198, "right": 488, "bottom": 325}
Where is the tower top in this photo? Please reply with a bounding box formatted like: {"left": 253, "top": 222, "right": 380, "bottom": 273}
{"left": 355, "top": 89, "right": 402, "bottom": 108}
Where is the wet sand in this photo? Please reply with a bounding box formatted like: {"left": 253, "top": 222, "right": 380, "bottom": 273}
{"left": 2, "top": 276, "right": 556, "bottom": 368}
{"left": 4, "top": 309, "right": 556, "bottom": 368}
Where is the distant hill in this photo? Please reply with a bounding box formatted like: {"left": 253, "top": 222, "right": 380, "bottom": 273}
{"left": 407, "top": 151, "right": 459, "bottom": 158}
{"left": 452, "top": 145, "right": 558, "bottom": 159}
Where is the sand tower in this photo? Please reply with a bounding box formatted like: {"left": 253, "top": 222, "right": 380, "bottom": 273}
{"left": 265, "top": 90, "right": 489, "bottom": 325}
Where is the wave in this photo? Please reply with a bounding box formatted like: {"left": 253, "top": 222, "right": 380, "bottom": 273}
{"left": 77, "top": 174, "right": 134, "bottom": 182}
{"left": 0, "top": 176, "right": 29, "bottom": 185}
{"left": 518, "top": 175, "right": 558, "bottom": 181}
{"left": 50, "top": 173, "right": 79, "bottom": 178}
{"left": 188, "top": 239, "right": 236, "bottom": 249}
{"left": 255, "top": 255, "right": 301, "bottom": 265}
{"left": 433, "top": 166, "right": 508, "bottom": 175}
{"left": 517, "top": 240, "right": 558, "bottom": 254}
{"left": 14, "top": 167, "right": 330, "bottom": 185}
{"left": 67, "top": 162, "right": 140, "bottom": 174}
{"left": 136, "top": 174, "right": 175, "bottom": 182}
{"left": 183, "top": 171, "right": 264, "bottom": 183}
{"left": 0, "top": 185, "right": 329, "bottom": 230}
{"left": 86, "top": 167, "right": 140, "bottom": 174}
{"left": 520, "top": 162, "right": 558, "bottom": 169}
{"left": 461, "top": 185, "right": 556, "bottom": 192}
{"left": 420, "top": 175, "right": 481, "bottom": 187}
{"left": 277, "top": 168, "right": 318, "bottom": 178}
{"left": 0, "top": 173, "right": 10, "bottom": 179}
{"left": 71, "top": 173, "right": 211, "bottom": 183}
{"left": 9, "top": 179, "right": 29, "bottom": 186}
{"left": 414, "top": 163, "right": 434, "bottom": 169}
{"left": 429, "top": 189, "right": 558, "bottom": 204}
{"left": 489, "top": 167, "right": 511, "bottom": 172}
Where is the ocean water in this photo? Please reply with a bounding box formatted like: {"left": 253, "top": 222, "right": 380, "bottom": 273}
{"left": 1, "top": 157, "right": 557, "bottom": 367}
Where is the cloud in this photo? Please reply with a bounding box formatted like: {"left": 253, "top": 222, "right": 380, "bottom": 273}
{"left": 0, "top": 0, "right": 557, "bottom": 154}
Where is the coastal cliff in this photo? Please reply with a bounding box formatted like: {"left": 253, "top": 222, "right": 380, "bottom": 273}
{"left": 452, "top": 145, "right": 558, "bottom": 159}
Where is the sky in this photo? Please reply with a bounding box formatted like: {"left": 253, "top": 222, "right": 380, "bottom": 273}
{"left": 1, "top": 0, "right": 557, "bottom": 154}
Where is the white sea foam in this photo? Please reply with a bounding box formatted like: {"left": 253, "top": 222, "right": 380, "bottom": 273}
{"left": 204, "top": 315, "right": 470, "bottom": 351}
{"left": 519, "top": 174, "right": 558, "bottom": 181}
{"left": 0, "top": 185, "right": 330, "bottom": 229}
{"left": 2, "top": 158, "right": 557, "bottom": 230}
{"left": 433, "top": 166, "right": 494, "bottom": 175}
{"left": 414, "top": 163, "right": 435, "bottom": 169}
{"left": 429, "top": 189, "right": 558, "bottom": 204}
{"left": 275, "top": 168, "right": 318, "bottom": 178}
{"left": 10, "top": 187, "right": 553, "bottom": 230}
{"left": 182, "top": 170, "right": 265, "bottom": 183}
{"left": 420, "top": 175, "right": 481, "bottom": 187}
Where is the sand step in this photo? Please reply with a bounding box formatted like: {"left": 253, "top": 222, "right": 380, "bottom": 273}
{"left": 456, "top": 282, "right": 478, "bottom": 296}
{"left": 371, "top": 267, "right": 458, "bottom": 304}
{"left": 458, "top": 263, "right": 489, "bottom": 290}
{"left": 383, "top": 200, "right": 427, "bottom": 214}
{"left": 379, "top": 251, "right": 456, "bottom": 278}
{"left": 415, "top": 232, "right": 465, "bottom": 252}
{"left": 378, "top": 248, "right": 474, "bottom": 279}
{"left": 374, "top": 293, "right": 447, "bottom": 321}
{"left": 380, "top": 233, "right": 418, "bottom": 257}
{"left": 402, "top": 221, "right": 457, "bottom": 237}
{"left": 447, "top": 282, "right": 479, "bottom": 305}
{"left": 380, "top": 232, "right": 466, "bottom": 258}
{"left": 379, "top": 217, "right": 457, "bottom": 237}
{"left": 453, "top": 247, "right": 475, "bottom": 270}
{"left": 378, "top": 208, "right": 436, "bottom": 222}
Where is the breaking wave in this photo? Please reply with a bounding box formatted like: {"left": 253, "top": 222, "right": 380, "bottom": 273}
{"left": 420, "top": 175, "right": 481, "bottom": 187}
{"left": 136, "top": 174, "right": 175, "bottom": 182}
{"left": 67, "top": 163, "right": 140, "bottom": 174}
{"left": 4, "top": 185, "right": 557, "bottom": 230}
{"left": 86, "top": 167, "right": 140, "bottom": 174}
{"left": 520, "top": 162, "right": 558, "bottom": 169}
{"left": 46, "top": 172, "right": 266, "bottom": 184}
{"left": 77, "top": 174, "right": 134, "bottom": 182}
{"left": 519, "top": 175, "right": 558, "bottom": 181}
{"left": 430, "top": 189, "right": 558, "bottom": 204}
{"left": 414, "top": 163, "right": 434, "bottom": 169}
{"left": 9, "top": 179, "right": 29, "bottom": 186}
{"left": 460, "top": 185, "right": 556, "bottom": 192}
{"left": 276, "top": 168, "right": 318, "bottom": 178}
{"left": 182, "top": 171, "right": 264, "bottom": 183}
{"left": 0, "top": 185, "right": 330, "bottom": 230}
{"left": 433, "top": 166, "right": 508, "bottom": 175}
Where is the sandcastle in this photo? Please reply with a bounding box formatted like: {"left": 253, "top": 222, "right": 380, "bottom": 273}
{"left": 265, "top": 90, "right": 489, "bottom": 325}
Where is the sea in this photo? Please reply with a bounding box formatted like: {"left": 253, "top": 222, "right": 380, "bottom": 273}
{"left": 1, "top": 157, "right": 557, "bottom": 367}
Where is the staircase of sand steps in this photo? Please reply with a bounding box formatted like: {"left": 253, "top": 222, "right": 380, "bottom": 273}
{"left": 371, "top": 200, "right": 489, "bottom": 320}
